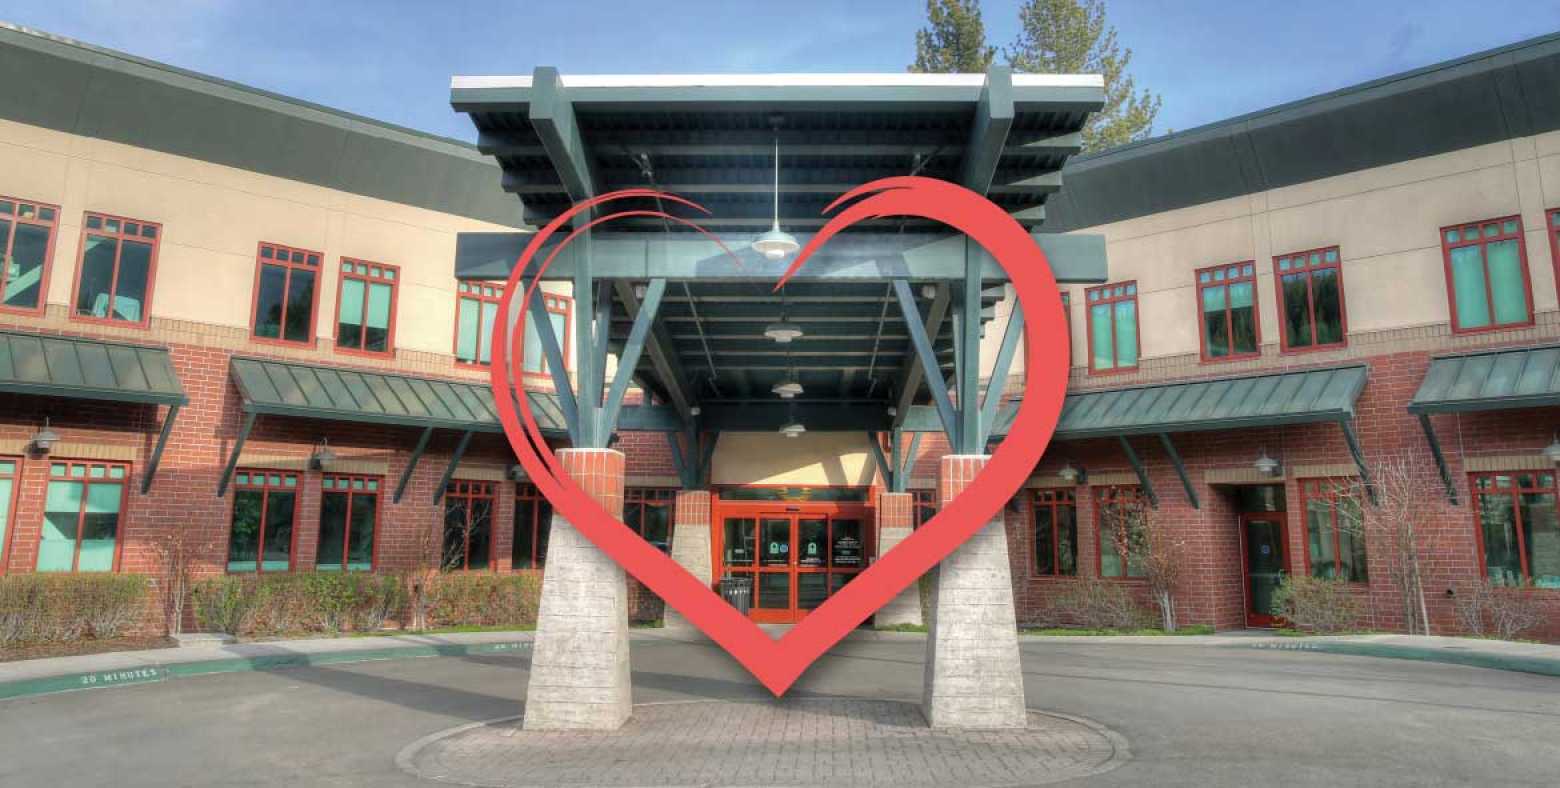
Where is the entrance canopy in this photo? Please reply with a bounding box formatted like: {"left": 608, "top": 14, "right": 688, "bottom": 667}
{"left": 450, "top": 68, "right": 1107, "bottom": 469}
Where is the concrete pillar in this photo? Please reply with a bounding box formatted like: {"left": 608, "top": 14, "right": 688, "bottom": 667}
{"left": 665, "top": 490, "right": 713, "bottom": 631}
{"left": 874, "top": 492, "right": 923, "bottom": 627}
{"left": 922, "top": 455, "right": 1027, "bottom": 729}
{"left": 523, "top": 448, "right": 632, "bottom": 730}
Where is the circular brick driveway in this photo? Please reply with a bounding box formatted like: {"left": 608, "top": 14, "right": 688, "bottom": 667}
{"left": 397, "top": 699, "right": 1128, "bottom": 787}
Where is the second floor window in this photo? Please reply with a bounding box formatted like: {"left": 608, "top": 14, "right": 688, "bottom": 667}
{"left": 455, "top": 282, "right": 503, "bottom": 366}
{"left": 1197, "top": 262, "right": 1258, "bottom": 360}
{"left": 1033, "top": 489, "right": 1078, "bottom": 577}
{"left": 1300, "top": 478, "right": 1367, "bottom": 582}
{"left": 1276, "top": 247, "right": 1346, "bottom": 351}
{"left": 521, "top": 293, "right": 572, "bottom": 375}
{"left": 1442, "top": 217, "right": 1530, "bottom": 333}
{"left": 227, "top": 471, "right": 299, "bottom": 573}
{"left": 337, "top": 259, "right": 397, "bottom": 355}
{"left": 252, "top": 243, "right": 321, "bottom": 345}
{"left": 75, "top": 212, "right": 160, "bottom": 326}
{"left": 1085, "top": 281, "right": 1138, "bottom": 374}
{"left": 0, "top": 197, "right": 58, "bottom": 314}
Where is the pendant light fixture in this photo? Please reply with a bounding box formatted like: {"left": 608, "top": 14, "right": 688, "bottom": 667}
{"left": 764, "top": 282, "right": 804, "bottom": 343}
{"left": 751, "top": 121, "right": 799, "bottom": 261}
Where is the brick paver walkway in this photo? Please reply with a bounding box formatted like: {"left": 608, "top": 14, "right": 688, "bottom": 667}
{"left": 397, "top": 699, "right": 1128, "bottom": 787}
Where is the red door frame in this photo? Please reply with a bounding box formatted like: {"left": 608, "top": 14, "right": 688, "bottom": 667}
{"left": 1238, "top": 512, "right": 1289, "bottom": 628}
{"left": 711, "top": 492, "right": 872, "bottom": 624}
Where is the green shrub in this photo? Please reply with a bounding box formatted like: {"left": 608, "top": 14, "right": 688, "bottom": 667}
{"left": 354, "top": 573, "right": 408, "bottom": 633}
{"left": 1035, "top": 578, "right": 1153, "bottom": 630}
{"left": 0, "top": 573, "right": 151, "bottom": 645}
{"left": 191, "top": 572, "right": 412, "bottom": 638}
{"left": 426, "top": 573, "right": 542, "bottom": 629}
{"left": 1271, "top": 575, "right": 1363, "bottom": 634}
{"left": 191, "top": 575, "right": 259, "bottom": 636}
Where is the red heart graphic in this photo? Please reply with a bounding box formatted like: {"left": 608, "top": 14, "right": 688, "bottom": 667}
{"left": 492, "top": 177, "right": 1068, "bottom": 696}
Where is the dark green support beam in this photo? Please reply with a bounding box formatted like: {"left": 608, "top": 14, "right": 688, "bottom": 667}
{"left": 527, "top": 286, "right": 579, "bottom": 444}
{"left": 591, "top": 279, "right": 612, "bottom": 417}
{"left": 1118, "top": 436, "right": 1158, "bottom": 509}
{"left": 901, "top": 431, "right": 923, "bottom": 489}
{"left": 433, "top": 431, "right": 475, "bottom": 505}
{"left": 615, "top": 279, "right": 695, "bottom": 426}
{"left": 958, "top": 65, "right": 1014, "bottom": 196}
{"left": 1157, "top": 433, "right": 1199, "bottom": 509}
{"left": 977, "top": 303, "right": 1023, "bottom": 447}
{"left": 957, "top": 261, "right": 983, "bottom": 454}
{"left": 893, "top": 279, "right": 959, "bottom": 448}
{"left": 394, "top": 427, "right": 435, "bottom": 504}
{"left": 602, "top": 278, "right": 667, "bottom": 437}
{"left": 1417, "top": 414, "right": 1459, "bottom": 504}
{"left": 697, "top": 431, "right": 719, "bottom": 488}
{"left": 666, "top": 431, "right": 695, "bottom": 489}
{"left": 527, "top": 66, "right": 597, "bottom": 204}
{"left": 892, "top": 282, "right": 950, "bottom": 431}
{"left": 1340, "top": 419, "right": 1378, "bottom": 506}
{"left": 216, "top": 412, "right": 256, "bottom": 498}
{"left": 867, "top": 432, "right": 892, "bottom": 489}
{"left": 140, "top": 404, "right": 180, "bottom": 495}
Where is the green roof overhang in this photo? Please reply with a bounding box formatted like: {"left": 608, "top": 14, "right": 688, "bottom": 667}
{"left": 0, "top": 329, "right": 186, "bottom": 406}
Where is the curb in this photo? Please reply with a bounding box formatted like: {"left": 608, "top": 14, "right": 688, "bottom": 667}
{"left": 1241, "top": 640, "right": 1560, "bottom": 678}
{"left": 0, "top": 640, "right": 532, "bottom": 702}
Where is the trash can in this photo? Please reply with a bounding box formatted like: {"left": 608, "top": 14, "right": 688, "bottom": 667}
{"left": 719, "top": 574, "right": 752, "bottom": 616}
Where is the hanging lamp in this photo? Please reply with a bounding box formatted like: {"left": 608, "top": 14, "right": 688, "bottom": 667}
{"left": 751, "top": 125, "right": 799, "bottom": 261}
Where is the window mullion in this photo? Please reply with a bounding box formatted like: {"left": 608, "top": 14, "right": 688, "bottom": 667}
{"left": 71, "top": 474, "right": 88, "bottom": 572}
{"left": 1480, "top": 242, "right": 1498, "bottom": 329}
{"left": 106, "top": 235, "right": 123, "bottom": 317}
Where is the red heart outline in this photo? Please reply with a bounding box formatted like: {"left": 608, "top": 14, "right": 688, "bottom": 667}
{"left": 491, "top": 177, "right": 1069, "bottom": 696}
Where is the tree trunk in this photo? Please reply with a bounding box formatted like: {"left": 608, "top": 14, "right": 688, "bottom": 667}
{"left": 1159, "top": 591, "right": 1175, "bottom": 632}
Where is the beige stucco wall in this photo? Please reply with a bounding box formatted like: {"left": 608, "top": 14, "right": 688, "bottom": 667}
{"left": 982, "top": 129, "right": 1560, "bottom": 387}
{"left": 0, "top": 116, "right": 581, "bottom": 379}
{"left": 709, "top": 432, "right": 878, "bottom": 487}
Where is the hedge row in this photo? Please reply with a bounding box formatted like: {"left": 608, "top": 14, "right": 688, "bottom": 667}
{"left": 0, "top": 573, "right": 151, "bottom": 646}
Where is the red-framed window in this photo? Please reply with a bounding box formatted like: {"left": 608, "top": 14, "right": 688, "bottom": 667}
{"left": 335, "top": 258, "right": 398, "bottom": 356}
{"left": 227, "top": 470, "right": 300, "bottom": 573}
{"left": 1548, "top": 209, "right": 1560, "bottom": 299}
{"left": 1299, "top": 478, "right": 1367, "bottom": 582}
{"left": 72, "top": 212, "right": 160, "bottom": 327}
{"left": 627, "top": 488, "right": 675, "bottom": 554}
{"left": 0, "top": 196, "right": 60, "bottom": 315}
{"left": 1274, "top": 246, "right": 1346, "bottom": 352}
{"left": 251, "top": 242, "right": 322, "bottom": 346}
{"left": 317, "top": 474, "right": 380, "bottom": 572}
{"left": 520, "top": 292, "right": 573, "bottom": 376}
{"left": 37, "top": 461, "right": 129, "bottom": 573}
{"left": 512, "top": 482, "right": 551, "bottom": 570}
{"left": 1441, "top": 216, "right": 1532, "bottom": 334}
{"left": 0, "top": 457, "right": 21, "bottom": 572}
{"left": 443, "top": 480, "right": 495, "bottom": 571}
{"left": 911, "top": 489, "right": 937, "bottom": 530}
{"left": 1095, "top": 485, "right": 1146, "bottom": 578}
{"left": 1085, "top": 281, "right": 1139, "bottom": 374}
{"left": 1032, "top": 488, "right": 1078, "bottom": 577}
{"left": 455, "top": 281, "right": 503, "bottom": 367}
{"left": 1196, "top": 261, "right": 1259, "bottom": 361}
{"left": 1470, "top": 471, "right": 1560, "bottom": 588}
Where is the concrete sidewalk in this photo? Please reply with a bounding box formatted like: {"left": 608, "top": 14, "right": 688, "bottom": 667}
{"left": 3, "top": 628, "right": 1556, "bottom": 701}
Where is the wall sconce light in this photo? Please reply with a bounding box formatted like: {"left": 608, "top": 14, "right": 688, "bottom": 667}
{"left": 29, "top": 418, "right": 60, "bottom": 454}
{"left": 1057, "top": 460, "right": 1085, "bottom": 484}
{"left": 309, "top": 438, "right": 337, "bottom": 470}
{"left": 1543, "top": 433, "right": 1560, "bottom": 465}
{"left": 1253, "top": 448, "right": 1281, "bottom": 478}
{"left": 507, "top": 464, "right": 528, "bottom": 482}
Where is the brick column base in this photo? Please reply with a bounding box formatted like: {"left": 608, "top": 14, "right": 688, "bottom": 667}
{"left": 665, "top": 490, "right": 713, "bottom": 631}
{"left": 922, "top": 455, "right": 1027, "bottom": 729}
{"left": 523, "top": 449, "right": 632, "bottom": 731}
{"left": 874, "top": 492, "right": 923, "bottom": 627}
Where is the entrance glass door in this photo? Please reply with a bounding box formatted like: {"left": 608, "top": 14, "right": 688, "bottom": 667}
{"left": 1242, "top": 514, "right": 1287, "bottom": 627}
{"left": 719, "top": 510, "right": 868, "bottom": 623}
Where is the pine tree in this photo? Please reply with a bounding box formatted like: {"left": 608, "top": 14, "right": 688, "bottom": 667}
{"left": 1006, "top": 0, "right": 1161, "bottom": 151}
{"left": 909, "top": 0, "right": 995, "bottom": 73}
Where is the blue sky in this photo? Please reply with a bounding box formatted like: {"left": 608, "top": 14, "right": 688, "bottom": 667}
{"left": 6, "top": 1, "right": 1558, "bottom": 143}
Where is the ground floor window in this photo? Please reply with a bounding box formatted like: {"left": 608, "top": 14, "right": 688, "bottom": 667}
{"left": 1033, "top": 489, "right": 1078, "bottom": 576}
{"left": 38, "top": 461, "right": 128, "bottom": 573}
{"left": 444, "top": 480, "right": 494, "bottom": 571}
{"left": 1471, "top": 471, "right": 1560, "bottom": 587}
{"left": 1095, "top": 485, "right": 1146, "bottom": 578}
{"left": 512, "top": 482, "right": 550, "bottom": 569}
{"left": 911, "top": 489, "right": 936, "bottom": 529}
{"left": 227, "top": 470, "right": 299, "bottom": 572}
{"left": 626, "top": 488, "right": 675, "bottom": 554}
{"left": 0, "top": 458, "right": 16, "bottom": 570}
{"left": 318, "top": 474, "right": 379, "bottom": 571}
{"left": 1299, "top": 478, "right": 1367, "bottom": 582}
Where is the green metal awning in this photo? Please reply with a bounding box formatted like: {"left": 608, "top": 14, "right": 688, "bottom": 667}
{"left": 222, "top": 357, "right": 569, "bottom": 502}
{"left": 0, "top": 329, "right": 186, "bottom": 494}
{"left": 1406, "top": 344, "right": 1560, "bottom": 503}
{"left": 228, "top": 356, "right": 566, "bottom": 435}
{"left": 0, "top": 329, "right": 186, "bottom": 406}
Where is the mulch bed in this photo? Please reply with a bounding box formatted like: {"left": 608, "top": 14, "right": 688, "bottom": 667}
{"left": 1, "top": 636, "right": 176, "bottom": 664}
